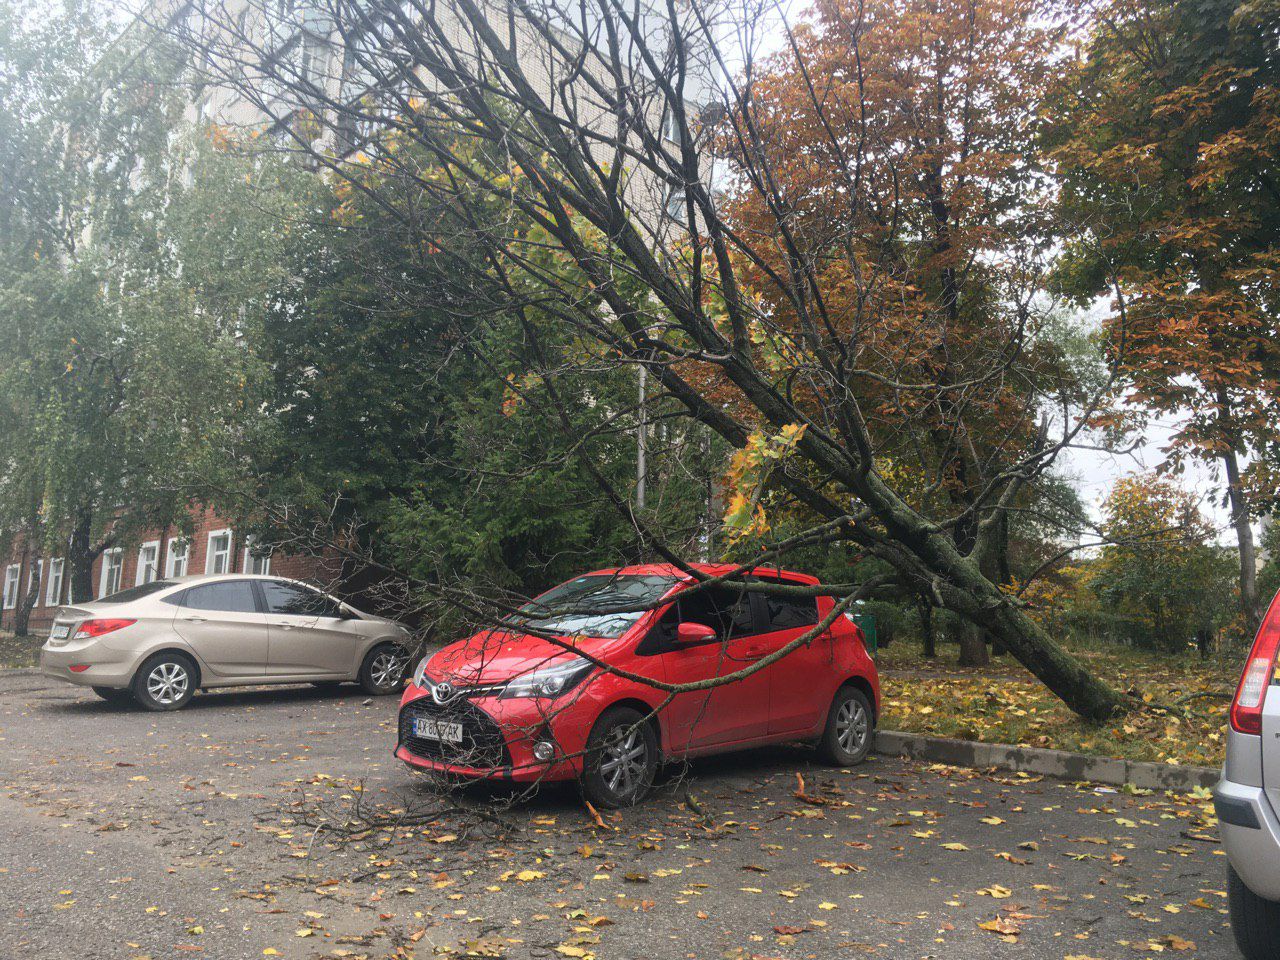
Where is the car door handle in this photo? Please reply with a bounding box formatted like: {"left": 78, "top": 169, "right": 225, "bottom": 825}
{"left": 274, "top": 622, "right": 294, "bottom": 629}
{"left": 742, "top": 645, "right": 769, "bottom": 660}
{"left": 183, "top": 616, "right": 207, "bottom": 623}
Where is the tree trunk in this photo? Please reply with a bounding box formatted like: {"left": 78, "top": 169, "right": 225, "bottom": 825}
{"left": 958, "top": 620, "right": 990, "bottom": 666}
{"left": 919, "top": 598, "right": 936, "bottom": 659}
{"left": 1222, "top": 442, "right": 1260, "bottom": 637}
{"left": 867, "top": 477, "right": 1124, "bottom": 720}
{"left": 68, "top": 510, "right": 96, "bottom": 604}
{"left": 976, "top": 599, "right": 1124, "bottom": 721}
{"left": 989, "top": 511, "right": 1011, "bottom": 657}
{"left": 14, "top": 551, "right": 40, "bottom": 637}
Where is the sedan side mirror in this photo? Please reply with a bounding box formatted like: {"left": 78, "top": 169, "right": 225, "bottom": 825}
{"left": 676, "top": 622, "right": 717, "bottom": 645}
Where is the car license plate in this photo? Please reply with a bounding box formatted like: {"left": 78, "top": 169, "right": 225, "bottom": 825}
{"left": 413, "top": 718, "right": 463, "bottom": 743}
{"left": 50, "top": 624, "right": 70, "bottom": 640}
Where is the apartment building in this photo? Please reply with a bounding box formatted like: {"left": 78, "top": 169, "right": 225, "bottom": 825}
{"left": 0, "top": 508, "right": 336, "bottom": 634}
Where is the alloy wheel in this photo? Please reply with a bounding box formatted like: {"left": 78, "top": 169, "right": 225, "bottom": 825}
{"left": 599, "top": 724, "right": 649, "bottom": 797}
{"left": 370, "top": 649, "right": 406, "bottom": 689}
{"left": 835, "top": 697, "right": 869, "bottom": 755}
{"left": 147, "top": 662, "right": 189, "bottom": 706}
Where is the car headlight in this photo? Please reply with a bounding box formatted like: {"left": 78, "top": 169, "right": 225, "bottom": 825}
{"left": 412, "top": 658, "right": 433, "bottom": 690}
{"left": 500, "top": 657, "right": 594, "bottom": 699}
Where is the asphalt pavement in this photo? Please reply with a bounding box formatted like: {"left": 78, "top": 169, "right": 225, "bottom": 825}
{"left": 0, "top": 670, "right": 1240, "bottom": 960}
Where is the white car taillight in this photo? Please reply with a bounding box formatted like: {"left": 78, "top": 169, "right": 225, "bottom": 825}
{"left": 1231, "top": 599, "right": 1280, "bottom": 735}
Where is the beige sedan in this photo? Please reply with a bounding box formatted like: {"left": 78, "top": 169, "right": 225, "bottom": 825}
{"left": 39, "top": 574, "right": 412, "bottom": 710}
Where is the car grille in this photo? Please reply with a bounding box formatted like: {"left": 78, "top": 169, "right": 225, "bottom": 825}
{"left": 399, "top": 697, "right": 511, "bottom": 769}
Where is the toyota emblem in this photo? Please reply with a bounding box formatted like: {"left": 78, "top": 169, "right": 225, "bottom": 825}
{"left": 432, "top": 681, "right": 457, "bottom": 705}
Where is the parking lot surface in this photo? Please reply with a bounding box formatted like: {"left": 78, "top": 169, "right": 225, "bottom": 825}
{"left": 0, "top": 670, "right": 1238, "bottom": 959}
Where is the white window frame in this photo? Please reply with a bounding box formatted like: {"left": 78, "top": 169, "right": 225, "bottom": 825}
{"left": 46, "top": 558, "right": 64, "bottom": 607}
{"left": 27, "top": 559, "right": 42, "bottom": 606}
{"left": 135, "top": 540, "right": 161, "bottom": 586}
{"left": 243, "top": 537, "right": 272, "bottom": 576}
{"left": 205, "top": 529, "right": 233, "bottom": 575}
{"left": 98, "top": 548, "right": 123, "bottom": 599}
{"left": 166, "top": 538, "right": 190, "bottom": 578}
{"left": 2, "top": 565, "right": 19, "bottom": 609}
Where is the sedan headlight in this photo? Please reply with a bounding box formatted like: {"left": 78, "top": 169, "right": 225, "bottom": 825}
{"left": 500, "top": 657, "right": 594, "bottom": 699}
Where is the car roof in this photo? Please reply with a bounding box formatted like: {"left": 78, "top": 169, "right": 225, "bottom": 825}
{"left": 578, "top": 562, "right": 821, "bottom": 585}
{"left": 162, "top": 573, "right": 332, "bottom": 593}
{"left": 169, "top": 573, "right": 280, "bottom": 582}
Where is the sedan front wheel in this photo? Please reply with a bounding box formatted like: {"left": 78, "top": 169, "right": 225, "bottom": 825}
{"left": 359, "top": 643, "right": 409, "bottom": 696}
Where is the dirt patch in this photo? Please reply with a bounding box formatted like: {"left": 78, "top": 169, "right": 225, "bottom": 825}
{"left": 0, "top": 630, "right": 42, "bottom": 669}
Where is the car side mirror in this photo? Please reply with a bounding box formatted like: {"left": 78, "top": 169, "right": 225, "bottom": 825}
{"left": 676, "top": 622, "right": 717, "bottom": 645}
{"left": 339, "top": 604, "right": 358, "bottom": 620}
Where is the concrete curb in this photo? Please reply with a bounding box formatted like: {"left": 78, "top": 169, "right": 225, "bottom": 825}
{"left": 874, "top": 729, "right": 1218, "bottom": 792}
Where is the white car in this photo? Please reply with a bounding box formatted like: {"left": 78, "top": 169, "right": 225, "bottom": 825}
{"left": 1215, "top": 590, "right": 1280, "bottom": 958}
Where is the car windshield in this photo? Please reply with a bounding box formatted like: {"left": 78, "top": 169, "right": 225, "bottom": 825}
{"left": 510, "top": 574, "right": 675, "bottom": 639}
{"left": 96, "top": 580, "right": 176, "bottom": 603}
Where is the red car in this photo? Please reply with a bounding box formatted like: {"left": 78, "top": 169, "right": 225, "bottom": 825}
{"left": 395, "top": 564, "right": 879, "bottom": 807}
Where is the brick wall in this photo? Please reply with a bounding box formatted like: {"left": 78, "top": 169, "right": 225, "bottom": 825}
{"left": 0, "top": 506, "right": 340, "bottom": 634}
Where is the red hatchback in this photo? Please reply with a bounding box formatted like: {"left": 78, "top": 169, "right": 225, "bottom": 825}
{"left": 395, "top": 564, "right": 879, "bottom": 807}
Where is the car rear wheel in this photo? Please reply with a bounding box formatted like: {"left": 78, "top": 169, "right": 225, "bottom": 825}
{"left": 131, "top": 652, "right": 197, "bottom": 712}
{"left": 581, "top": 706, "right": 658, "bottom": 809}
{"left": 817, "top": 685, "right": 874, "bottom": 766}
{"left": 1229, "top": 864, "right": 1280, "bottom": 959}
{"left": 92, "top": 686, "right": 132, "bottom": 705}
{"left": 359, "top": 643, "right": 409, "bottom": 696}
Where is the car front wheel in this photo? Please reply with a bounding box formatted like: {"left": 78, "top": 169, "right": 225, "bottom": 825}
{"left": 131, "top": 652, "right": 197, "bottom": 711}
{"left": 359, "top": 643, "right": 409, "bottom": 696}
{"left": 817, "top": 685, "right": 874, "bottom": 766}
{"left": 1229, "top": 864, "right": 1280, "bottom": 960}
{"left": 581, "top": 706, "right": 658, "bottom": 809}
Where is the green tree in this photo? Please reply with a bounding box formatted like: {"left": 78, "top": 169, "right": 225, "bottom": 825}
{"left": 237, "top": 133, "right": 720, "bottom": 626}
{"left": 0, "top": 2, "right": 305, "bottom": 602}
{"left": 1090, "top": 474, "right": 1234, "bottom": 651}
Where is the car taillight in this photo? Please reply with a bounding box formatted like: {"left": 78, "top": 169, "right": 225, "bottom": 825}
{"left": 1231, "top": 598, "right": 1280, "bottom": 735}
{"left": 73, "top": 619, "right": 136, "bottom": 639}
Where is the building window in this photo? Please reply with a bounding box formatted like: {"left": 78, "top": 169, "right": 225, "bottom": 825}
{"left": 136, "top": 541, "right": 161, "bottom": 586}
{"left": 661, "top": 101, "right": 685, "bottom": 145}
{"left": 166, "top": 539, "right": 189, "bottom": 578}
{"left": 2, "top": 565, "right": 19, "bottom": 609}
{"left": 206, "top": 529, "right": 233, "bottom": 575}
{"left": 243, "top": 537, "right": 272, "bottom": 576}
{"left": 665, "top": 183, "right": 688, "bottom": 219}
{"left": 28, "top": 560, "right": 42, "bottom": 606}
{"left": 46, "top": 559, "right": 64, "bottom": 607}
{"left": 98, "top": 549, "right": 123, "bottom": 599}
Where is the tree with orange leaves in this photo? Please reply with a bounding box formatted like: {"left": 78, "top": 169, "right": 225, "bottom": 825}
{"left": 1047, "top": 0, "right": 1280, "bottom": 637}
{"left": 718, "top": 0, "right": 1067, "bottom": 663}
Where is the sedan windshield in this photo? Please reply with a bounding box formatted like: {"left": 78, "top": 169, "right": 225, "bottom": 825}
{"left": 511, "top": 574, "right": 675, "bottom": 639}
